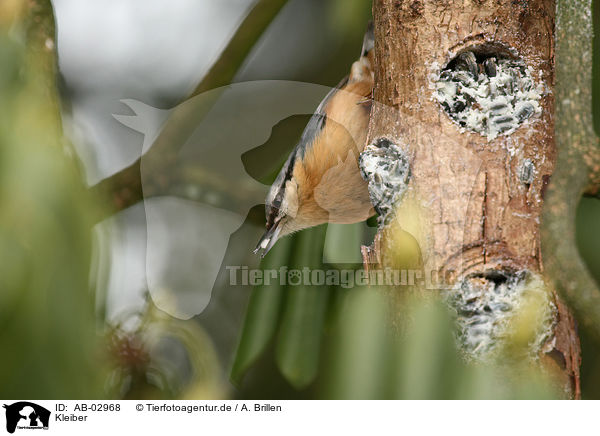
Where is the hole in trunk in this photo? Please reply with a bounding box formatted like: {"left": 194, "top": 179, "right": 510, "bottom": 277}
{"left": 433, "top": 44, "right": 543, "bottom": 140}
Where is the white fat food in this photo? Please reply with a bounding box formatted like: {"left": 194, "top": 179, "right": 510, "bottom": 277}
{"left": 446, "top": 271, "right": 556, "bottom": 362}
{"left": 434, "top": 58, "right": 543, "bottom": 140}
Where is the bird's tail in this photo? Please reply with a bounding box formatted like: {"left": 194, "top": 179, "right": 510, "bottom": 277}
{"left": 361, "top": 20, "right": 374, "bottom": 56}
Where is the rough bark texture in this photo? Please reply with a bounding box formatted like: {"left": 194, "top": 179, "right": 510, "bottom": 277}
{"left": 366, "top": 0, "right": 580, "bottom": 397}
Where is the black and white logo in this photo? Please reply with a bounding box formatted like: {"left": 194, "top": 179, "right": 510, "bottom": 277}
{"left": 3, "top": 402, "right": 50, "bottom": 434}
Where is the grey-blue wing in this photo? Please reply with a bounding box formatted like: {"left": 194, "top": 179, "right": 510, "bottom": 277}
{"left": 296, "top": 75, "right": 348, "bottom": 158}
{"left": 265, "top": 76, "right": 347, "bottom": 226}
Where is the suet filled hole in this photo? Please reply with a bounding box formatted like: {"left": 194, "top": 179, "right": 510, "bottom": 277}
{"left": 446, "top": 269, "right": 555, "bottom": 361}
{"left": 359, "top": 138, "right": 410, "bottom": 227}
{"left": 434, "top": 44, "right": 542, "bottom": 140}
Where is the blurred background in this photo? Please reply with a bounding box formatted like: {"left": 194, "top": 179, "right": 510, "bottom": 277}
{"left": 0, "top": 0, "right": 599, "bottom": 400}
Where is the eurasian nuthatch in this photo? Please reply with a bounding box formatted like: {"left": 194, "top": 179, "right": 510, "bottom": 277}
{"left": 255, "top": 23, "right": 375, "bottom": 256}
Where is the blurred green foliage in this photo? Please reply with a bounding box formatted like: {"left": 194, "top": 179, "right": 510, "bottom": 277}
{"left": 231, "top": 0, "right": 600, "bottom": 400}
{"left": 233, "top": 225, "right": 331, "bottom": 390}
{"left": 232, "top": 232, "right": 563, "bottom": 399}
{"left": 322, "top": 290, "right": 559, "bottom": 399}
{"left": 0, "top": 5, "right": 107, "bottom": 398}
{"left": 106, "top": 297, "right": 224, "bottom": 400}
{"left": 1, "top": 0, "right": 599, "bottom": 401}
{"left": 575, "top": 0, "right": 600, "bottom": 400}
{"left": 231, "top": 235, "right": 295, "bottom": 385}
{"left": 0, "top": 1, "right": 225, "bottom": 401}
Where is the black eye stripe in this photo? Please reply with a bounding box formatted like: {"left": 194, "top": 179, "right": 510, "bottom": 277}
{"left": 266, "top": 152, "right": 296, "bottom": 228}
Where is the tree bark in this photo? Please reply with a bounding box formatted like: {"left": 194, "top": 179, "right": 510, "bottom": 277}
{"left": 365, "top": 0, "right": 580, "bottom": 398}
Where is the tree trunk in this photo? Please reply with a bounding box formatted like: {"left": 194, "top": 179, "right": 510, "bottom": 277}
{"left": 364, "top": 0, "right": 581, "bottom": 398}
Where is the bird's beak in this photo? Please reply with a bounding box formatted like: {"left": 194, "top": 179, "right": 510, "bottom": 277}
{"left": 253, "top": 219, "right": 283, "bottom": 258}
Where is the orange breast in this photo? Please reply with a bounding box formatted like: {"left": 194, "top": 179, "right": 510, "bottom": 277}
{"left": 292, "top": 80, "right": 375, "bottom": 227}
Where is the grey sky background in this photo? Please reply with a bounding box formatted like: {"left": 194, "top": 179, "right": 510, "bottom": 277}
{"left": 51, "top": 0, "right": 366, "bottom": 364}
